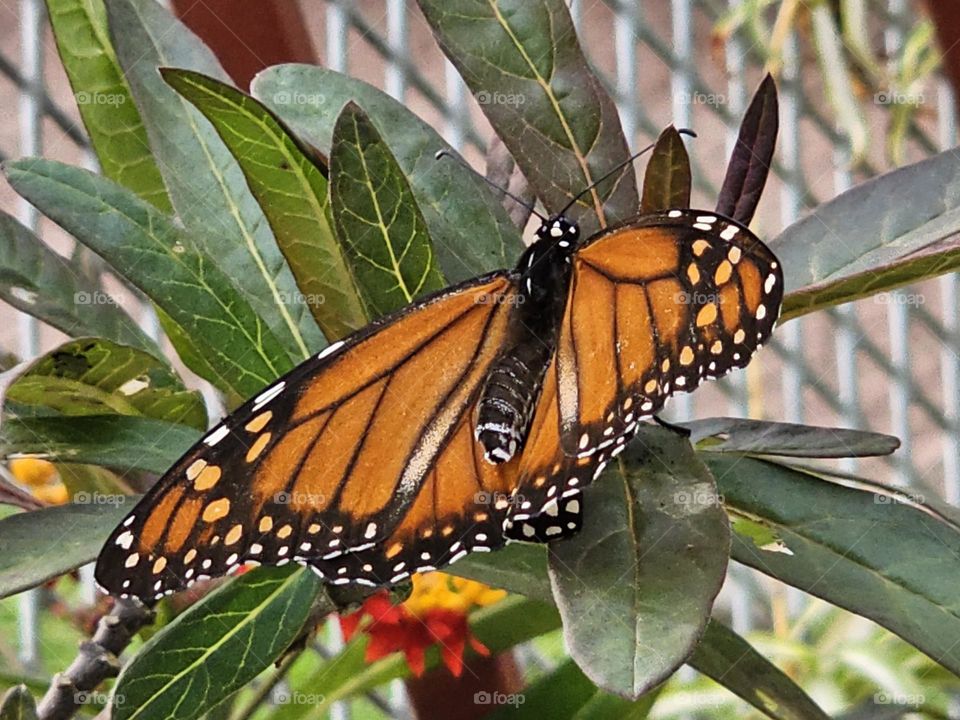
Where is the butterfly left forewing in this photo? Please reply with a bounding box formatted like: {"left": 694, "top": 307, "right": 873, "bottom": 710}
{"left": 555, "top": 209, "right": 783, "bottom": 458}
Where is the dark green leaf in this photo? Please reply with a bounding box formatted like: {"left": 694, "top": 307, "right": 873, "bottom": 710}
{"left": 113, "top": 567, "right": 323, "bottom": 720}
{"left": 641, "top": 126, "right": 692, "bottom": 213}
{"left": 105, "top": 0, "right": 322, "bottom": 360}
{"left": 450, "top": 543, "right": 553, "bottom": 604}
{"left": 46, "top": 0, "right": 170, "bottom": 210}
{"left": 0, "top": 211, "right": 157, "bottom": 354}
{"left": 252, "top": 65, "right": 524, "bottom": 279}
{"left": 160, "top": 69, "right": 368, "bottom": 340}
{"left": 549, "top": 429, "right": 730, "bottom": 699}
{"left": 4, "top": 338, "right": 206, "bottom": 430}
{"left": 773, "top": 146, "right": 960, "bottom": 319}
{"left": 712, "top": 455, "right": 960, "bottom": 677}
{"left": 688, "top": 417, "right": 899, "bottom": 458}
{"left": 690, "top": 621, "right": 830, "bottom": 720}
{"left": 5, "top": 158, "right": 293, "bottom": 399}
{"left": 417, "top": 0, "right": 637, "bottom": 235}
{"left": 715, "top": 74, "right": 778, "bottom": 225}
{"left": 0, "top": 686, "right": 37, "bottom": 720}
{"left": 0, "top": 502, "right": 131, "bottom": 599}
{"left": 331, "top": 101, "right": 446, "bottom": 316}
{"left": 0, "top": 415, "right": 198, "bottom": 475}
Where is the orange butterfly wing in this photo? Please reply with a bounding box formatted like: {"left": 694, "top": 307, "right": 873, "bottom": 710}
{"left": 96, "top": 273, "right": 519, "bottom": 599}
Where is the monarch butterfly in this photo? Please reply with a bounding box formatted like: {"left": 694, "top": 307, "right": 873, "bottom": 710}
{"left": 95, "top": 149, "right": 783, "bottom": 601}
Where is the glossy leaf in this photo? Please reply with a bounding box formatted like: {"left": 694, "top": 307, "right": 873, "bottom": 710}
{"left": 4, "top": 338, "right": 206, "bottom": 430}
{"left": 331, "top": 102, "right": 446, "bottom": 316}
{"left": 0, "top": 211, "right": 157, "bottom": 354}
{"left": 450, "top": 543, "right": 553, "bottom": 604}
{"left": 0, "top": 501, "right": 131, "bottom": 599}
{"left": 113, "top": 567, "right": 324, "bottom": 720}
{"left": 160, "top": 69, "right": 368, "bottom": 340}
{"left": 45, "top": 0, "right": 170, "bottom": 210}
{"left": 641, "top": 126, "right": 692, "bottom": 213}
{"left": 417, "top": 0, "right": 637, "bottom": 235}
{"left": 104, "top": 0, "right": 321, "bottom": 360}
{"left": 715, "top": 74, "right": 778, "bottom": 225}
{"left": 712, "top": 455, "right": 960, "bottom": 676}
{"left": 0, "top": 686, "right": 37, "bottom": 720}
{"left": 688, "top": 417, "right": 900, "bottom": 458}
{"left": 548, "top": 429, "right": 730, "bottom": 699}
{"left": 252, "top": 64, "right": 524, "bottom": 278}
{"left": 692, "top": 621, "right": 830, "bottom": 720}
{"left": 0, "top": 415, "right": 198, "bottom": 475}
{"left": 5, "top": 158, "right": 293, "bottom": 399}
{"left": 774, "top": 132, "right": 960, "bottom": 319}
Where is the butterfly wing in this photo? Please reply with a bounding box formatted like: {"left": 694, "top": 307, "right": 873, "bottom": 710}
{"left": 96, "top": 273, "right": 520, "bottom": 600}
{"left": 555, "top": 209, "right": 782, "bottom": 457}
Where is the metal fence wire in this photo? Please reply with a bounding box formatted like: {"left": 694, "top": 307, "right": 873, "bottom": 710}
{"left": 1, "top": 0, "right": 959, "bottom": 710}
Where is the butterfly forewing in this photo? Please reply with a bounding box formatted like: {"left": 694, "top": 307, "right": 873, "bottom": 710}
{"left": 95, "top": 273, "right": 520, "bottom": 600}
{"left": 555, "top": 209, "right": 783, "bottom": 458}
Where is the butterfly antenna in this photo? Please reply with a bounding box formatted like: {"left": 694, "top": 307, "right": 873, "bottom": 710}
{"left": 557, "top": 128, "right": 697, "bottom": 217}
{"left": 435, "top": 149, "right": 547, "bottom": 221}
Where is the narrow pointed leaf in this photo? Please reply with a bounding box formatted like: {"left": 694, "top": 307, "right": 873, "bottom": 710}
{"left": 713, "top": 455, "right": 960, "bottom": 676}
{"left": 105, "top": 0, "right": 321, "bottom": 360}
{"left": 0, "top": 501, "right": 131, "bottom": 599}
{"left": 0, "top": 211, "right": 158, "bottom": 354}
{"left": 715, "top": 74, "right": 778, "bottom": 225}
{"left": 417, "top": 0, "right": 637, "bottom": 235}
{"left": 331, "top": 102, "right": 446, "bottom": 316}
{"left": 0, "top": 686, "right": 37, "bottom": 720}
{"left": 160, "top": 68, "right": 368, "bottom": 339}
{"left": 4, "top": 338, "right": 206, "bottom": 430}
{"left": 113, "top": 567, "right": 324, "bottom": 720}
{"left": 45, "top": 0, "right": 170, "bottom": 210}
{"left": 641, "top": 126, "right": 692, "bottom": 213}
{"left": 253, "top": 65, "right": 524, "bottom": 278}
{"left": 5, "top": 158, "right": 293, "bottom": 398}
{"left": 687, "top": 417, "right": 900, "bottom": 458}
{"left": 0, "top": 416, "right": 198, "bottom": 475}
{"left": 548, "top": 429, "right": 729, "bottom": 698}
{"left": 690, "top": 621, "right": 830, "bottom": 720}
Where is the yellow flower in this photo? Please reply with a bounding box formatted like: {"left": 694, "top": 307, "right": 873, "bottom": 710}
{"left": 402, "top": 573, "right": 507, "bottom": 617}
{"left": 32, "top": 483, "right": 69, "bottom": 505}
{"left": 8, "top": 457, "right": 58, "bottom": 487}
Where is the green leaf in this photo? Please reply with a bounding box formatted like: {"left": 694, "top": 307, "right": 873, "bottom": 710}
{"left": 113, "top": 567, "right": 323, "bottom": 720}
{"left": 690, "top": 621, "right": 830, "bottom": 720}
{"left": 0, "top": 685, "right": 37, "bottom": 720}
{"left": 640, "top": 126, "right": 692, "bottom": 213}
{"left": 330, "top": 102, "right": 446, "bottom": 316}
{"left": 5, "top": 158, "right": 293, "bottom": 399}
{"left": 159, "top": 69, "right": 368, "bottom": 340}
{"left": 4, "top": 338, "right": 206, "bottom": 430}
{"left": 0, "top": 211, "right": 158, "bottom": 355}
{"left": 687, "top": 417, "right": 900, "bottom": 458}
{"left": 45, "top": 0, "right": 170, "bottom": 210}
{"left": 449, "top": 543, "right": 554, "bottom": 604}
{"left": 417, "top": 0, "right": 637, "bottom": 235}
{"left": 104, "top": 0, "right": 321, "bottom": 360}
{"left": 0, "top": 415, "right": 198, "bottom": 475}
{"left": 712, "top": 455, "right": 960, "bottom": 677}
{"left": 252, "top": 65, "right": 524, "bottom": 278}
{"left": 774, "top": 143, "right": 960, "bottom": 320}
{"left": 0, "top": 501, "right": 131, "bottom": 599}
{"left": 715, "top": 74, "right": 778, "bottom": 226}
{"left": 548, "top": 429, "right": 730, "bottom": 699}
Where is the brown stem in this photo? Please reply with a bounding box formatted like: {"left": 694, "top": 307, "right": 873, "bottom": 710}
{"left": 923, "top": 0, "right": 960, "bottom": 117}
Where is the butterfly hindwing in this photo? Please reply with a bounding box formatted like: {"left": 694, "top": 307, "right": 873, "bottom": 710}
{"left": 95, "top": 272, "right": 520, "bottom": 600}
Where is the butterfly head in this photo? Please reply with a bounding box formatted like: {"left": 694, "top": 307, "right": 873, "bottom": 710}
{"left": 536, "top": 216, "right": 580, "bottom": 249}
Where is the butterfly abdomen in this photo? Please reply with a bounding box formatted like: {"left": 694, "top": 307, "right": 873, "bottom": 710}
{"left": 476, "top": 351, "right": 542, "bottom": 463}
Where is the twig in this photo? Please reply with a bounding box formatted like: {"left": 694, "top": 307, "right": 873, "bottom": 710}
{"left": 36, "top": 597, "right": 155, "bottom": 720}
{"left": 485, "top": 136, "right": 536, "bottom": 231}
